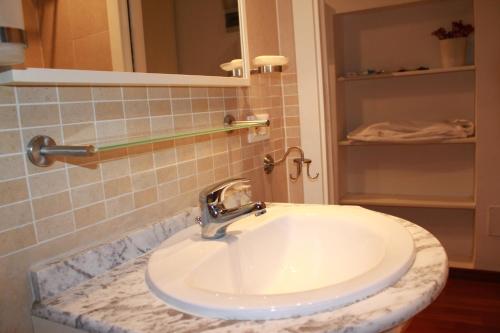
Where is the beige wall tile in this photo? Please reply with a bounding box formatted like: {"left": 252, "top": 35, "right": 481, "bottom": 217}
{"left": 92, "top": 87, "right": 122, "bottom": 101}
{"left": 124, "top": 101, "right": 149, "bottom": 118}
{"left": 106, "top": 194, "right": 134, "bottom": 217}
{"left": 177, "top": 161, "right": 196, "bottom": 178}
{"left": 190, "top": 88, "right": 208, "bottom": 98}
{"left": 156, "top": 165, "right": 177, "bottom": 184}
{"left": 58, "top": 87, "right": 92, "bottom": 102}
{"left": 207, "top": 88, "right": 223, "bottom": 98}
{"left": 153, "top": 141, "right": 176, "bottom": 166}
{"left": 208, "top": 98, "right": 224, "bottom": 111}
{"left": 32, "top": 191, "right": 71, "bottom": 220}
{"left": 0, "top": 179, "right": 29, "bottom": 206}
{"left": 36, "top": 212, "right": 74, "bottom": 241}
{"left": 149, "top": 100, "right": 171, "bottom": 116}
{"left": 60, "top": 103, "right": 94, "bottom": 124}
{"left": 20, "top": 104, "right": 60, "bottom": 127}
{"left": 104, "top": 176, "right": 132, "bottom": 198}
{"left": 151, "top": 116, "right": 173, "bottom": 133}
{"left": 95, "top": 102, "right": 124, "bottom": 120}
{"left": 148, "top": 87, "right": 170, "bottom": 99}
{"left": 0, "top": 201, "right": 33, "bottom": 232}
{"left": 101, "top": 158, "right": 130, "bottom": 180}
{"left": 197, "top": 156, "right": 214, "bottom": 173}
{"left": 126, "top": 118, "right": 151, "bottom": 137}
{"left": 192, "top": 99, "right": 208, "bottom": 113}
{"left": 29, "top": 170, "right": 68, "bottom": 198}
{"left": 158, "top": 181, "right": 179, "bottom": 200}
{"left": 179, "top": 175, "right": 197, "bottom": 193}
{"left": 0, "top": 86, "right": 15, "bottom": 104}
{"left": 63, "top": 123, "right": 96, "bottom": 144}
{"left": 171, "top": 99, "right": 191, "bottom": 115}
{"left": 123, "top": 87, "right": 147, "bottom": 100}
{"left": 131, "top": 171, "right": 156, "bottom": 191}
{"left": 95, "top": 120, "right": 126, "bottom": 140}
{"left": 129, "top": 150, "right": 154, "bottom": 173}
{"left": 0, "top": 224, "right": 36, "bottom": 256}
{"left": 175, "top": 140, "right": 196, "bottom": 162}
{"left": 0, "top": 106, "right": 18, "bottom": 129}
{"left": 134, "top": 187, "right": 157, "bottom": 208}
{"left": 214, "top": 165, "right": 230, "bottom": 181}
{"left": 197, "top": 170, "right": 215, "bottom": 188}
{"left": 68, "top": 165, "right": 101, "bottom": 187}
{"left": 16, "top": 87, "right": 57, "bottom": 104}
{"left": 170, "top": 87, "right": 190, "bottom": 98}
{"left": 74, "top": 202, "right": 106, "bottom": 229}
{"left": 0, "top": 155, "right": 25, "bottom": 181}
{"left": 71, "top": 183, "right": 104, "bottom": 208}
{"left": 173, "top": 115, "right": 193, "bottom": 129}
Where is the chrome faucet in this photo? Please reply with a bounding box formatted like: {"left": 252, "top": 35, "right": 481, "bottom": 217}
{"left": 197, "top": 178, "right": 266, "bottom": 239}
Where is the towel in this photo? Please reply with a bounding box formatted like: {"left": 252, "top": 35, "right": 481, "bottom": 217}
{"left": 347, "top": 119, "right": 474, "bottom": 143}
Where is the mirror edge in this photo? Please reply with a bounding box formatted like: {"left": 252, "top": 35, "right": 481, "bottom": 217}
{"left": 0, "top": 0, "right": 250, "bottom": 87}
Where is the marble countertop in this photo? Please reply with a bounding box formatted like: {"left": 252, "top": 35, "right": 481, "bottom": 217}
{"left": 32, "top": 204, "right": 448, "bottom": 333}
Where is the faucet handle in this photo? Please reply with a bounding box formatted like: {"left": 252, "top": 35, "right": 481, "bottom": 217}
{"left": 202, "top": 178, "right": 250, "bottom": 205}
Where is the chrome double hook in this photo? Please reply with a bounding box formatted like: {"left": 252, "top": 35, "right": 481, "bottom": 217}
{"left": 263, "top": 146, "right": 319, "bottom": 182}
{"left": 291, "top": 158, "right": 319, "bottom": 182}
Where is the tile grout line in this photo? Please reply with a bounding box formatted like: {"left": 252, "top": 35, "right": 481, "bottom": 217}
{"left": 56, "top": 87, "right": 78, "bottom": 235}
{"left": 14, "top": 87, "right": 38, "bottom": 243}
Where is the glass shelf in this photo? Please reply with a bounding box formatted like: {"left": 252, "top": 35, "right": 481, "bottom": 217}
{"left": 26, "top": 117, "right": 270, "bottom": 167}
{"left": 93, "top": 119, "right": 269, "bottom": 152}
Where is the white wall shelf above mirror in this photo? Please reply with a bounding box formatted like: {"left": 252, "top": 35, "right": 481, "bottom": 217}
{"left": 0, "top": 68, "right": 250, "bottom": 87}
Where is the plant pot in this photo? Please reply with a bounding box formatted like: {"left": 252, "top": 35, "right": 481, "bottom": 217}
{"left": 439, "top": 37, "right": 467, "bottom": 68}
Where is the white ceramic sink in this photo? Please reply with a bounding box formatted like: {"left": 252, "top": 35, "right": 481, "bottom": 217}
{"left": 146, "top": 204, "right": 415, "bottom": 320}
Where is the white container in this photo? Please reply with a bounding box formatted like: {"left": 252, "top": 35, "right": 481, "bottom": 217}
{"left": 439, "top": 37, "right": 467, "bottom": 68}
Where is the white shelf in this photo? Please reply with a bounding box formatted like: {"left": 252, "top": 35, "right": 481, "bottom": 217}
{"left": 449, "top": 260, "right": 475, "bottom": 269}
{"left": 340, "top": 193, "right": 476, "bottom": 209}
{"left": 337, "top": 65, "right": 475, "bottom": 82}
{"left": 338, "top": 137, "right": 476, "bottom": 146}
{"left": 0, "top": 68, "right": 250, "bottom": 87}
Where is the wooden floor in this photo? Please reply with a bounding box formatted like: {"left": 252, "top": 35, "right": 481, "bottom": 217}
{"left": 406, "top": 268, "right": 500, "bottom": 333}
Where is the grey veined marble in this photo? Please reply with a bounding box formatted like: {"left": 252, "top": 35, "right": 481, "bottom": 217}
{"left": 31, "top": 207, "right": 200, "bottom": 302}
{"left": 32, "top": 204, "right": 448, "bottom": 333}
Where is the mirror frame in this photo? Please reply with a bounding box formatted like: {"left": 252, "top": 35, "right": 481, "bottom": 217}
{"left": 0, "top": 0, "right": 250, "bottom": 87}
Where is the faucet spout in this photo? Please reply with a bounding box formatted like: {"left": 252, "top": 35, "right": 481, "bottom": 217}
{"left": 197, "top": 178, "right": 266, "bottom": 239}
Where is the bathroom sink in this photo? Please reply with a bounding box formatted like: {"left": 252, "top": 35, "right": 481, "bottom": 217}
{"left": 146, "top": 204, "right": 415, "bottom": 320}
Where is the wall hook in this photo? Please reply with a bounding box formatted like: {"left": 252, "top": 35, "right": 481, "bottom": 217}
{"left": 290, "top": 158, "right": 303, "bottom": 182}
{"left": 263, "top": 146, "right": 319, "bottom": 182}
{"left": 304, "top": 158, "right": 319, "bottom": 180}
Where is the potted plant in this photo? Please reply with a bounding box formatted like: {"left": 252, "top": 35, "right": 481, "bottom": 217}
{"left": 432, "top": 20, "right": 474, "bottom": 68}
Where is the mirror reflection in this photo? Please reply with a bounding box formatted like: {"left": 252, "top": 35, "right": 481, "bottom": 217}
{"left": 20, "top": 0, "right": 242, "bottom": 77}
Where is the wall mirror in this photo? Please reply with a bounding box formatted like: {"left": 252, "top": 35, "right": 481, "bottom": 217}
{"left": 0, "top": 0, "right": 249, "bottom": 86}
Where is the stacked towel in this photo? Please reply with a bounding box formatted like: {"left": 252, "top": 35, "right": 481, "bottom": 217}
{"left": 347, "top": 119, "right": 474, "bottom": 143}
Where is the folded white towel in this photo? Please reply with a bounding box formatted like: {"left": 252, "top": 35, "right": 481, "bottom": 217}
{"left": 347, "top": 119, "right": 474, "bottom": 143}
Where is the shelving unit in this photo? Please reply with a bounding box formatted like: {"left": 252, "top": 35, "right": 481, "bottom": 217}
{"left": 325, "top": 0, "right": 477, "bottom": 268}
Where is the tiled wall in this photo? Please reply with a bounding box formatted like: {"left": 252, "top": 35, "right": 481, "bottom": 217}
{"left": 0, "top": 0, "right": 304, "bottom": 331}
{"left": 0, "top": 74, "right": 291, "bottom": 331}
{"left": 0, "top": 78, "right": 287, "bottom": 257}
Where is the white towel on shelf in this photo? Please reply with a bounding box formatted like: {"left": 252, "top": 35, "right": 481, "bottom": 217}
{"left": 347, "top": 119, "right": 474, "bottom": 143}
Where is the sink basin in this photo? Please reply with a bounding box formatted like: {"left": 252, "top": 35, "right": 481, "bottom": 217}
{"left": 146, "top": 204, "right": 415, "bottom": 320}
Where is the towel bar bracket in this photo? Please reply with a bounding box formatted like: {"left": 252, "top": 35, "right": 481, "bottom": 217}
{"left": 27, "top": 135, "right": 95, "bottom": 167}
